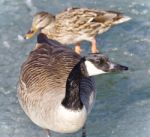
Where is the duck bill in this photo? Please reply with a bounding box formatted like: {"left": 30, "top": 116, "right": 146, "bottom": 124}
{"left": 24, "top": 28, "right": 38, "bottom": 40}
{"left": 108, "top": 63, "right": 128, "bottom": 72}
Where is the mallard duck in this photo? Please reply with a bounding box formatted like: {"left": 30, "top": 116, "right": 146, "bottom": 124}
{"left": 18, "top": 33, "right": 128, "bottom": 137}
{"left": 24, "top": 7, "right": 131, "bottom": 54}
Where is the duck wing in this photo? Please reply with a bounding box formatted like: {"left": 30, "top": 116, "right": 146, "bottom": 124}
{"left": 56, "top": 8, "right": 130, "bottom": 34}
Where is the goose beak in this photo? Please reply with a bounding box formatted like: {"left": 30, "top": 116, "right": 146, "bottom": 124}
{"left": 24, "top": 27, "right": 38, "bottom": 40}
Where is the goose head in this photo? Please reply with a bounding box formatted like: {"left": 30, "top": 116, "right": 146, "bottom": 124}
{"left": 63, "top": 53, "right": 128, "bottom": 110}
{"left": 80, "top": 53, "right": 128, "bottom": 77}
{"left": 24, "top": 12, "right": 55, "bottom": 39}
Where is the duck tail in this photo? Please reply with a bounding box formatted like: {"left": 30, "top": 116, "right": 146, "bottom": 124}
{"left": 113, "top": 15, "right": 131, "bottom": 25}
{"left": 104, "top": 10, "right": 131, "bottom": 25}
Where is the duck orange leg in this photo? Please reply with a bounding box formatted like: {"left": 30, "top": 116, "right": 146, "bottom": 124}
{"left": 91, "top": 38, "right": 99, "bottom": 53}
{"left": 75, "top": 42, "right": 82, "bottom": 54}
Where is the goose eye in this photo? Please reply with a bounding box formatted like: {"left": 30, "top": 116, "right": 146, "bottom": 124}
{"left": 94, "top": 59, "right": 100, "bottom": 64}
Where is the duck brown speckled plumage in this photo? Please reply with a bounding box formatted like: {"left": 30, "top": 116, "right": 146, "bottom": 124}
{"left": 25, "top": 7, "right": 131, "bottom": 54}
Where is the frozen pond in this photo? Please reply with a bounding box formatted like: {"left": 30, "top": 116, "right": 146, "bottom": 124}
{"left": 0, "top": 0, "right": 150, "bottom": 137}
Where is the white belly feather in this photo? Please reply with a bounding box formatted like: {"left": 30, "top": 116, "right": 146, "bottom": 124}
{"left": 27, "top": 103, "right": 87, "bottom": 133}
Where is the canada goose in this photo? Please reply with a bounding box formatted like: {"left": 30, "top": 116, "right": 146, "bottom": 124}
{"left": 24, "top": 7, "right": 131, "bottom": 54}
{"left": 18, "top": 33, "right": 128, "bottom": 137}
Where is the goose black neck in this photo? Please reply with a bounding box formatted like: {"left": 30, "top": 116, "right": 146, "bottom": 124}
{"left": 62, "top": 59, "right": 86, "bottom": 110}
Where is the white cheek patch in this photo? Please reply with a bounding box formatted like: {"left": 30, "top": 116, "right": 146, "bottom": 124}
{"left": 85, "top": 60, "right": 106, "bottom": 76}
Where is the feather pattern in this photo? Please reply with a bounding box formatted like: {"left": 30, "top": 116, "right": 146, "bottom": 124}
{"left": 25, "top": 8, "right": 131, "bottom": 54}
{"left": 18, "top": 34, "right": 96, "bottom": 133}
{"left": 41, "top": 8, "right": 130, "bottom": 44}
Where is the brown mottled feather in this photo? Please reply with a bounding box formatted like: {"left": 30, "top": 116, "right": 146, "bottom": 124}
{"left": 18, "top": 42, "right": 81, "bottom": 113}
{"left": 20, "top": 44, "right": 80, "bottom": 91}
{"left": 40, "top": 8, "right": 130, "bottom": 44}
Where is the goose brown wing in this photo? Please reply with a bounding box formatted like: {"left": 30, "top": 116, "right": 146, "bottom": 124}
{"left": 20, "top": 34, "right": 80, "bottom": 92}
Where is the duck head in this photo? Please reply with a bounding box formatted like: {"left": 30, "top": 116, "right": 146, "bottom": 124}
{"left": 24, "top": 12, "right": 55, "bottom": 39}
{"left": 80, "top": 53, "right": 128, "bottom": 76}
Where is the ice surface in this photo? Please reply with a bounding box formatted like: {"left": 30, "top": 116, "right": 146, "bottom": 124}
{"left": 0, "top": 0, "right": 150, "bottom": 137}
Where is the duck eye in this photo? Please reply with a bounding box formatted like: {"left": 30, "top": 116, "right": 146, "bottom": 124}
{"left": 38, "top": 19, "right": 43, "bottom": 23}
